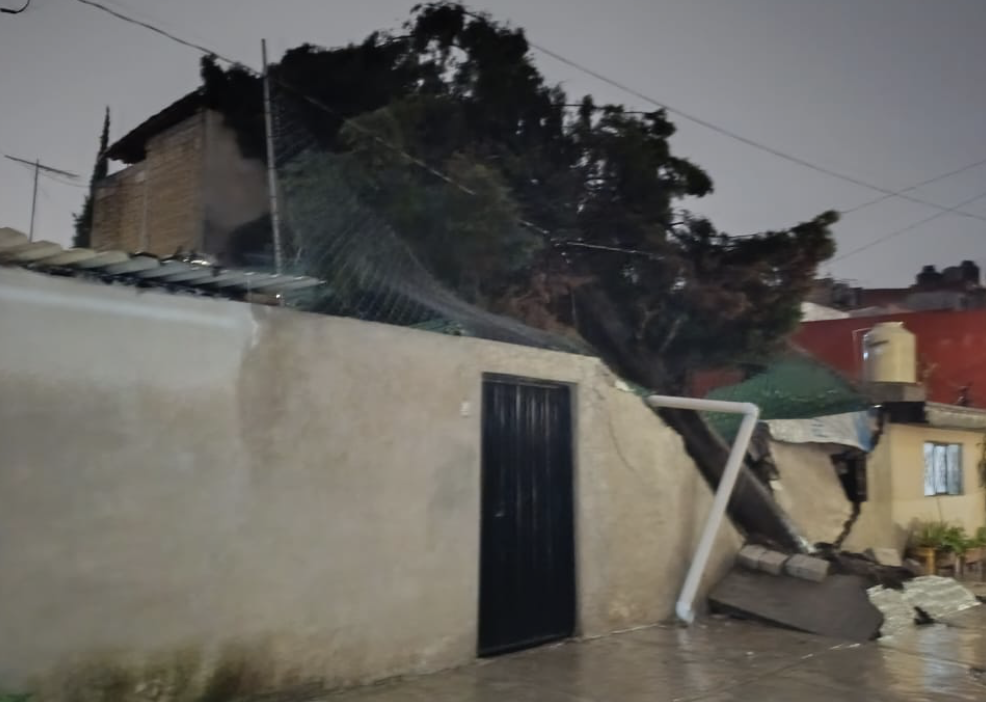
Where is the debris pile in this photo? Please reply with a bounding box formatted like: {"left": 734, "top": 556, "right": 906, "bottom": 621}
{"left": 711, "top": 544, "right": 982, "bottom": 640}
{"left": 711, "top": 545, "right": 883, "bottom": 641}
{"left": 869, "top": 576, "right": 981, "bottom": 637}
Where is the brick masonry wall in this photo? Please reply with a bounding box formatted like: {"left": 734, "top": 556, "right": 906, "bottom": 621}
{"left": 92, "top": 164, "right": 147, "bottom": 252}
{"left": 92, "top": 112, "right": 206, "bottom": 256}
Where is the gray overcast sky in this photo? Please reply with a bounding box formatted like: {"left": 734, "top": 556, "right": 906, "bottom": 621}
{"left": 2, "top": 0, "right": 984, "bottom": 287}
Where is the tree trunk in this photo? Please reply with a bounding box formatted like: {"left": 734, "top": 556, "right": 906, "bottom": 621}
{"left": 572, "top": 285, "right": 808, "bottom": 553}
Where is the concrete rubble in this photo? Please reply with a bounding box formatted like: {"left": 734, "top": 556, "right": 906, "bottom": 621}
{"left": 708, "top": 569, "right": 883, "bottom": 641}
{"left": 869, "top": 575, "right": 982, "bottom": 638}
{"left": 784, "top": 553, "right": 830, "bottom": 582}
{"left": 867, "top": 587, "right": 921, "bottom": 638}
{"left": 712, "top": 545, "right": 984, "bottom": 641}
{"left": 735, "top": 545, "right": 830, "bottom": 581}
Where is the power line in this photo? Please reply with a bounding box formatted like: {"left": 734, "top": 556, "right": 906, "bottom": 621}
{"left": 840, "top": 156, "right": 986, "bottom": 216}
{"left": 3, "top": 153, "right": 79, "bottom": 179}
{"left": 832, "top": 189, "right": 986, "bottom": 263}
{"left": 75, "top": 0, "right": 977, "bottom": 269}
{"left": 74, "top": 0, "right": 560, "bottom": 241}
{"left": 75, "top": 0, "right": 219, "bottom": 57}
{"left": 5, "top": 155, "right": 88, "bottom": 188}
{"left": 521, "top": 33, "right": 986, "bottom": 225}
{"left": 77, "top": 1, "right": 472, "bottom": 195}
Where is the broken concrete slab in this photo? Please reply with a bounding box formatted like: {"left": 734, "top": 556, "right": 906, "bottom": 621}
{"left": 868, "top": 576, "right": 981, "bottom": 639}
{"left": 867, "top": 586, "right": 917, "bottom": 638}
{"left": 902, "top": 576, "right": 980, "bottom": 621}
{"left": 865, "top": 548, "right": 903, "bottom": 568}
{"left": 709, "top": 568, "right": 883, "bottom": 641}
{"left": 784, "top": 554, "right": 831, "bottom": 582}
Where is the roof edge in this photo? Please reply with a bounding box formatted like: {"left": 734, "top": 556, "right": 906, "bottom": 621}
{"left": 106, "top": 90, "right": 204, "bottom": 164}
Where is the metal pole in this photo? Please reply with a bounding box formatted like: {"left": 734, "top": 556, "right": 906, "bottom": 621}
{"left": 29, "top": 159, "right": 39, "bottom": 241}
{"left": 644, "top": 395, "right": 761, "bottom": 624}
{"left": 261, "top": 38, "right": 284, "bottom": 274}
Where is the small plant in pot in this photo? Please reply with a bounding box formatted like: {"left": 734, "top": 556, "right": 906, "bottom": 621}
{"left": 976, "top": 526, "right": 986, "bottom": 546}
{"left": 909, "top": 521, "right": 949, "bottom": 574}
{"left": 964, "top": 526, "right": 986, "bottom": 570}
{"left": 939, "top": 525, "right": 970, "bottom": 570}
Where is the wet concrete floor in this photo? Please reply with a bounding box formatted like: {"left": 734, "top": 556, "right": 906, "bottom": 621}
{"left": 323, "top": 606, "right": 985, "bottom": 701}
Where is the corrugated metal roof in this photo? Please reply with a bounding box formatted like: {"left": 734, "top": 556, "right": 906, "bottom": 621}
{"left": 0, "top": 227, "right": 321, "bottom": 302}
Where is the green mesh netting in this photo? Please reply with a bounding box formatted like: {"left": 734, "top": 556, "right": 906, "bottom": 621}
{"left": 703, "top": 356, "right": 870, "bottom": 441}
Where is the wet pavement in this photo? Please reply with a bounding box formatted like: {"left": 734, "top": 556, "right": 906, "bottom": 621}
{"left": 320, "top": 607, "right": 985, "bottom": 702}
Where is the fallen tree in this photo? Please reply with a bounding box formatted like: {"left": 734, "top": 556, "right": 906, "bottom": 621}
{"left": 201, "top": 3, "right": 839, "bottom": 548}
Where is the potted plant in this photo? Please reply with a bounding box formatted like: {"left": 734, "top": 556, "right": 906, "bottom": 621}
{"left": 909, "top": 521, "right": 949, "bottom": 574}
{"left": 939, "top": 525, "right": 969, "bottom": 574}
{"left": 963, "top": 526, "right": 986, "bottom": 576}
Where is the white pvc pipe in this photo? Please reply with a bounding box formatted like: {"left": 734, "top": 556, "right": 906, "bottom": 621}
{"left": 645, "top": 394, "right": 760, "bottom": 624}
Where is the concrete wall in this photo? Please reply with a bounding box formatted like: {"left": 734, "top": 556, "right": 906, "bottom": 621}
{"left": 0, "top": 267, "right": 739, "bottom": 700}
{"left": 93, "top": 109, "right": 267, "bottom": 262}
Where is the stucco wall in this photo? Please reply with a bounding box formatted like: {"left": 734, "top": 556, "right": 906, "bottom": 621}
{"left": 769, "top": 441, "right": 853, "bottom": 547}
{"left": 770, "top": 424, "right": 986, "bottom": 554}
{"left": 885, "top": 424, "right": 985, "bottom": 546}
{"left": 0, "top": 267, "right": 739, "bottom": 700}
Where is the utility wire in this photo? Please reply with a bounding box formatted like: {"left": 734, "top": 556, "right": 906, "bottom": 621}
{"left": 75, "top": 0, "right": 981, "bottom": 265}
{"left": 74, "top": 0, "right": 561, "bottom": 239}
{"left": 6, "top": 154, "right": 87, "bottom": 188}
{"left": 833, "top": 189, "right": 986, "bottom": 263}
{"left": 840, "top": 156, "right": 986, "bottom": 216}
{"left": 75, "top": 0, "right": 218, "bottom": 56}
{"left": 521, "top": 33, "right": 986, "bottom": 225}
{"left": 76, "top": 1, "right": 469, "bottom": 196}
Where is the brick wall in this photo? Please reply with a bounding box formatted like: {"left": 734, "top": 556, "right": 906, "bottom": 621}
{"left": 92, "top": 110, "right": 269, "bottom": 262}
{"left": 92, "top": 112, "right": 206, "bottom": 256}
{"left": 91, "top": 163, "right": 148, "bottom": 252}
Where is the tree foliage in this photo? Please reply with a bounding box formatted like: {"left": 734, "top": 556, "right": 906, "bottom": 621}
{"left": 73, "top": 107, "right": 110, "bottom": 249}
{"left": 201, "top": 2, "right": 838, "bottom": 392}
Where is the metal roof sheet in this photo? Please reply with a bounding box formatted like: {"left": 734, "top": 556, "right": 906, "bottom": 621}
{"left": 0, "top": 227, "right": 321, "bottom": 302}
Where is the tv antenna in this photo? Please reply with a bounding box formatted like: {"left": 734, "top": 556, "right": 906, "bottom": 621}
{"left": 4, "top": 154, "right": 81, "bottom": 241}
